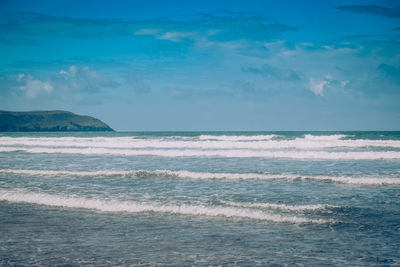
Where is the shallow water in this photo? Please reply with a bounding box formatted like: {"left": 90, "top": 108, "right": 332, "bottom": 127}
{"left": 1, "top": 131, "right": 399, "bottom": 266}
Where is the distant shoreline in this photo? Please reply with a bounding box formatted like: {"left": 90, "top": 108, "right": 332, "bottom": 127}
{"left": 0, "top": 110, "right": 113, "bottom": 132}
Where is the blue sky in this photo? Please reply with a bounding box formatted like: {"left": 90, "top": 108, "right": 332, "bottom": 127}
{"left": 0, "top": 0, "right": 399, "bottom": 130}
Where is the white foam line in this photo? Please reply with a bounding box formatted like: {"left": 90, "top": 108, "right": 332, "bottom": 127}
{"left": 1, "top": 137, "right": 400, "bottom": 149}
{"left": 0, "top": 168, "right": 298, "bottom": 180}
{"left": 198, "top": 135, "right": 278, "bottom": 141}
{"left": 0, "top": 190, "right": 329, "bottom": 224}
{"left": 303, "top": 134, "right": 349, "bottom": 141}
{"left": 318, "top": 176, "right": 400, "bottom": 185}
{"left": 1, "top": 169, "right": 399, "bottom": 185}
{"left": 221, "top": 200, "right": 338, "bottom": 211}
{"left": 1, "top": 147, "right": 399, "bottom": 160}
{"left": 0, "top": 169, "right": 136, "bottom": 177}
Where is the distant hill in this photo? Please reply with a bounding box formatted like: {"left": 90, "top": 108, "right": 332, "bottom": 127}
{"left": 0, "top": 110, "right": 114, "bottom": 132}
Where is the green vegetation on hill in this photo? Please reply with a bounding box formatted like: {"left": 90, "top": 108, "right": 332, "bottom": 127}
{"left": 0, "top": 110, "right": 114, "bottom": 132}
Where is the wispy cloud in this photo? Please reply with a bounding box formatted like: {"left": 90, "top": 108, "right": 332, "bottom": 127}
{"left": 231, "top": 80, "right": 258, "bottom": 94}
{"left": 156, "top": 31, "right": 197, "bottom": 42}
{"left": 1, "top": 66, "right": 120, "bottom": 101}
{"left": 57, "top": 65, "right": 120, "bottom": 93}
{"left": 378, "top": 64, "right": 400, "bottom": 84}
{"left": 242, "top": 64, "right": 301, "bottom": 81}
{"left": 337, "top": 5, "right": 400, "bottom": 18}
{"left": 0, "top": 12, "right": 141, "bottom": 38}
{"left": 0, "top": 11, "right": 296, "bottom": 45}
{"left": 134, "top": 28, "right": 161, "bottom": 35}
{"left": 124, "top": 74, "right": 151, "bottom": 94}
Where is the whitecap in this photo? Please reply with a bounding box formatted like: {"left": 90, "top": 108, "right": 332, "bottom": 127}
{"left": 0, "top": 190, "right": 329, "bottom": 224}
{"left": 1, "top": 169, "right": 399, "bottom": 185}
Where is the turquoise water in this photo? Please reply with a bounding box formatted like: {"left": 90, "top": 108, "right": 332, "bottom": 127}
{"left": 0, "top": 131, "right": 400, "bottom": 266}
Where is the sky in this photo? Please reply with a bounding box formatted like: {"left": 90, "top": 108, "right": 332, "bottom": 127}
{"left": 0, "top": 0, "right": 399, "bottom": 131}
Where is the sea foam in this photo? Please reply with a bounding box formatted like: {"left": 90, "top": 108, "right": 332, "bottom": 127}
{"left": 1, "top": 169, "right": 399, "bottom": 185}
{"left": 1, "top": 146, "right": 399, "bottom": 160}
{"left": 1, "top": 136, "right": 400, "bottom": 149}
{"left": 221, "top": 200, "right": 339, "bottom": 211}
{"left": 0, "top": 190, "right": 329, "bottom": 224}
{"left": 198, "top": 134, "right": 278, "bottom": 141}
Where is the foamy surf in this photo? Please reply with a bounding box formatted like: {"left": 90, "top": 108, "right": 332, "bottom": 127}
{"left": 221, "top": 200, "right": 339, "bottom": 211}
{"left": 0, "top": 190, "right": 330, "bottom": 224}
{"left": 1, "top": 146, "right": 400, "bottom": 160}
{"left": 1, "top": 169, "right": 399, "bottom": 185}
{"left": 198, "top": 135, "right": 278, "bottom": 141}
{"left": 1, "top": 136, "right": 400, "bottom": 149}
{"left": 303, "top": 134, "right": 349, "bottom": 141}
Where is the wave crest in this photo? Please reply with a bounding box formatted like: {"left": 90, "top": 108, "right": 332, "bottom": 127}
{"left": 221, "top": 200, "right": 338, "bottom": 211}
{"left": 0, "top": 190, "right": 330, "bottom": 224}
{"left": 1, "top": 169, "right": 399, "bottom": 185}
{"left": 1, "top": 136, "right": 400, "bottom": 149}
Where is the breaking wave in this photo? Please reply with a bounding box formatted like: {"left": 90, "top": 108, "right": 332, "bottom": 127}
{"left": 1, "top": 136, "right": 400, "bottom": 149}
{"left": 221, "top": 200, "right": 338, "bottom": 211}
{"left": 198, "top": 135, "right": 278, "bottom": 141}
{"left": 1, "top": 146, "right": 399, "bottom": 160}
{"left": 1, "top": 169, "right": 399, "bottom": 185}
{"left": 0, "top": 190, "right": 329, "bottom": 224}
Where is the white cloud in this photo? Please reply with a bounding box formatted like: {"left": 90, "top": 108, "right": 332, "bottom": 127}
{"left": 308, "top": 74, "right": 352, "bottom": 96}
{"left": 309, "top": 78, "right": 328, "bottom": 96}
{"left": 156, "top": 32, "right": 196, "bottom": 42}
{"left": 57, "top": 65, "right": 119, "bottom": 94}
{"left": 341, "top": 80, "right": 349, "bottom": 87}
{"left": 18, "top": 74, "right": 53, "bottom": 98}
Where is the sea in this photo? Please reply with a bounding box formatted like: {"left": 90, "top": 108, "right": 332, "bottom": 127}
{"left": 0, "top": 131, "right": 399, "bottom": 266}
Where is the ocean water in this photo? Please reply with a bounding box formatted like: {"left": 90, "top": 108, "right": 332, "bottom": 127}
{"left": 0, "top": 131, "right": 400, "bottom": 266}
